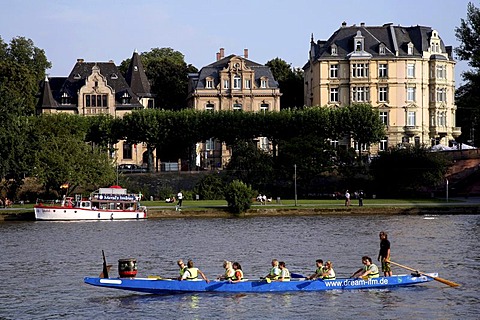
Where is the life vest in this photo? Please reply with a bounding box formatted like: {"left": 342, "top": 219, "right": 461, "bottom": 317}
{"left": 179, "top": 266, "right": 187, "bottom": 277}
{"left": 225, "top": 268, "right": 234, "bottom": 280}
{"left": 270, "top": 266, "right": 280, "bottom": 280}
{"left": 316, "top": 266, "right": 325, "bottom": 276}
{"left": 322, "top": 268, "right": 336, "bottom": 280}
{"left": 364, "top": 264, "right": 379, "bottom": 278}
{"left": 281, "top": 268, "right": 291, "bottom": 281}
{"left": 185, "top": 267, "right": 199, "bottom": 280}
{"left": 232, "top": 269, "right": 244, "bottom": 281}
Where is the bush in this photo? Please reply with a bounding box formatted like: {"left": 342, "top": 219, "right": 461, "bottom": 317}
{"left": 193, "top": 174, "right": 225, "bottom": 200}
{"left": 224, "top": 180, "right": 256, "bottom": 214}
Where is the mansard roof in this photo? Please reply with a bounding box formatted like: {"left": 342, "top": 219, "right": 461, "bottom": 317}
{"left": 193, "top": 54, "right": 279, "bottom": 90}
{"left": 309, "top": 23, "right": 451, "bottom": 61}
{"left": 125, "top": 50, "right": 154, "bottom": 98}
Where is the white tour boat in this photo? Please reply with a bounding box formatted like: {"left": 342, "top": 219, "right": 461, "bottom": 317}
{"left": 34, "top": 186, "right": 147, "bottom": 221}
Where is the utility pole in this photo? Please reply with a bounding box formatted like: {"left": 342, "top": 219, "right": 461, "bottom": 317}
{"left": 294, "top": 164, "right": 297, "bottom": 206}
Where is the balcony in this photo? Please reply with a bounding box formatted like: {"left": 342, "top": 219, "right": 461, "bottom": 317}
{"left": 404, "top": 126, "right": 421, "bottom": 136}
{"left": 452, "top": 127, "right": 462, "bottom": 138}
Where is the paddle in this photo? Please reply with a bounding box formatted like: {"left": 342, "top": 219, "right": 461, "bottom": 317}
{"left": 100, "top": 250, "right": 110, "bottom": 279}
{"left": 388, "top": 260, "right": 460, "bottom": 287}
{"left": 291, "top": 273, "right": 306, "bottom": 279}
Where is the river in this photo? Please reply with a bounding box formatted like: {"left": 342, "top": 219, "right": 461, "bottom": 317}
{"left": 0, "top": 214, "right": 478, "bottom": 319}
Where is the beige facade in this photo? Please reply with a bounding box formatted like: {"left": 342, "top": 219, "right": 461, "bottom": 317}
{"left": 304, "top": 23, "right": 460, "bottom": 152}
{"left": 187, "top": 48, "right": 281, "bottom": 169}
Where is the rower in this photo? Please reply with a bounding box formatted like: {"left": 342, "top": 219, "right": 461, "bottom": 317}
{"left": 229, "top": 262, "right": 244, "bottom": 283}
{"left": 351, "top": 256, "right": 380, "bottom": 279}
{"left": 306, "top": 259, "right": 325, "bottom": 280}
{"left": 321, "top": 260, "right": 336, "bottom": 280}
{"left": 177, "top": 259, "right": 187, "bottom": 280}
{"left": 180, "top": 260, "right": 209, "bottom": 283}
{"left": 265, "top": 259, "right": 281, "bottom": 280}
{"left": 277, "top": 261, "right": 291, "bottom": 281}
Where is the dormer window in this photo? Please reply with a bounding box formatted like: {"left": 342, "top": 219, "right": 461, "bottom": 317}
{"left": 379, "top": 44, "right": 386, "bottom": 55}
{"left": 260, "top": 78, "right": 268, "bottom": 88}
{"left": 205, "top": 78, "right": 213, "bottom": 89}
{"left": 61, "top": 92, "right": 70, "bottom": 105}
{"left": 121, "top": 92, "right": 131, "bottom": 104}
{"left": 407, "top": 42, "right": 414, "bottom": 55}
{"left": 134, "top": 66, "right": 138, "bottom": 71}
{"left": 111, "top": 73, "right": 118, "bottom": 79}
{"left": 331, "top": 44, "right": 337, "bottom": 56}
{"left": 354, "top": 30, "right": 365, "bottom": 52}
{"left": 73, "top": 73, "right": 81, "bottom": 79}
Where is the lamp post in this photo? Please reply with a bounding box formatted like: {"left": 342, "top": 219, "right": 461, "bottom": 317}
{"left": 446, "top": 178, "right": 449, "bottom": 203}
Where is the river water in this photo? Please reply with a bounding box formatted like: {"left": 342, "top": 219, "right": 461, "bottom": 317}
{"left": 0, "top": 214, "right": 478, "bottom": 319}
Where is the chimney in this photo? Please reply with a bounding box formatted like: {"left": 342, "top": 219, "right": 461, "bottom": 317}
{"left": 360, "top": 22, "right": 365, "bottom": 27}
{"left": 219, "top": 48, "right": 225, "bottom": 59}
{"left": 77, "top": 58, "right": 84, "bottom": 63}
{"left": 244, "top": 48, "right": 249, "bottom": 59}
{"left": 341, "top": 21, "right": 347, "bottom": 28}
{"left": 216, "top": 52, "right": 220, "bottom": 61}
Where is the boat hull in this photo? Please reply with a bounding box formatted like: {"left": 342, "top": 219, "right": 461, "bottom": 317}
{"left": 34, "top": 206, "right": 147, "bottom": 221}
{"left": 84, "top": 274, "right": 436, "bottom": 294}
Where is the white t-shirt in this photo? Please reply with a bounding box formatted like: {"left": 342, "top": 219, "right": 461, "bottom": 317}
{"left": 177, "top": 192, "right": 183, "bottom": 200}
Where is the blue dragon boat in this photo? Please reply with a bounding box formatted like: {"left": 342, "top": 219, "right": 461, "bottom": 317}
{"left": 84, "top": 273, "right": 436, "bottom": 294}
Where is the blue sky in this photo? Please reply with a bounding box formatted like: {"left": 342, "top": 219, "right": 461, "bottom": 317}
{"left": 0, "top": 0, "right": 472, "bottom": 86}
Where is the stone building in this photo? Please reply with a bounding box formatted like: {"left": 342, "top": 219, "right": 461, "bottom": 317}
{"left": 37, "top": 50, "right": 154, "bottom": 166}
{"left": 304, "top": 22, "right": 461, "bottom": 153}
{"left": 187, "top": 48, "right": 281, "bottom": 169}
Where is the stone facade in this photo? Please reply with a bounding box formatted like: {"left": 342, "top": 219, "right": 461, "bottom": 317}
{"left": 187, "top": 48, "right": 281, "bottom": 169}
{"left": 304, "top": 22, "right": 460, "bottom": 153}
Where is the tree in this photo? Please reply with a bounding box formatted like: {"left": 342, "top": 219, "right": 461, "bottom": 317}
{"left": 455, "top": 2, "right": 480, "bottom": 145}
{"left": 266, "top": 58, "right": 304, "bottom": 109}
{"left": 28, "top": 114, "right": 116, "bottom": 196}
{"left": 370, "top": 146, "right": 451, "bottom": 197}
{"left": 224, "top": 179, "right": 256, "bottom": 214}
{"left": 193, "top": 174, "right": 225, "bottom": 200}
{"left": 120, "top": 48, "right": 198, "bottom": 109}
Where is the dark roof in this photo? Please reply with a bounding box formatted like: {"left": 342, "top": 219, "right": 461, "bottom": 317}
{"left": 193, "top": 54, "right": 279, "bottom": 90}
{"left": 38, "top": 61, "right": 146, "bottom": 111}
{"left": 310, "top": 24, "right": 450, "bottom": 61}
{"left": 37, "top": 77, "right": 58, "bottom": 109}
{"left": 125, "top": 51, "right": 154, "bottom": 98}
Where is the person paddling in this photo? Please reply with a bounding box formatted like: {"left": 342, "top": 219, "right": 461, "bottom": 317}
{"left": 321, "top": 260, "right": 336, "bottom": 280}
{"left": 265, "top": 259, "right": 281, "bottom": 280}
{"left": 217, "top": 260, "right": 235, "bottom": 280}
{"left": 180, "top": 260, "right": 209, "bottom": 283}
{"left": 277, "top": 261, "right": 291, "bottom": 281}
{"left": 229, "top": 262, "right": 244, "bottom": 283}
{"left": 177, "top": 259, "right": 187, "bottom": 280}
{"left": 351, "top": 256, "right": 380, "bottom": 279}
{"left": 306, "top": 259, "right": 325, "bottom": 280}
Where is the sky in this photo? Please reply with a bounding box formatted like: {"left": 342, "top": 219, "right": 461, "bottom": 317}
{"left": 0, "top": 0, "right": 473, "bottom": 86}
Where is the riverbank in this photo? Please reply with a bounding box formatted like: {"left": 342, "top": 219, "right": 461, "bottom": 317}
{"left": 2, "top": 202, "right": 480, "bottom": 221}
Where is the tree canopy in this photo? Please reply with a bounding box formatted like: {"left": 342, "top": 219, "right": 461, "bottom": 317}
{"left": 266, "top": 58, "right": 304, "bottom": 109}
{"left": 455, "top": 2, "right": 480, "bottom": 145}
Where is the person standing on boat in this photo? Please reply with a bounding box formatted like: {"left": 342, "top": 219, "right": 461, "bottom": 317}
{"left": 217, "top": 260, "right": 235, "bottom": 280}
{"left": 378, "top": 231, "right": 392, "bottom": 276}
{"left": 277, "top": 261, "right": 291, "bottom": 281}
{"left": 306, "top": 259, "right": 325, "bottom": 280}
{"left": 351, "top": 256, "right": 380, "bottom": 279}
{"left": 176, "top": 191, "right": 183, "bottom": 211}
{"left": 229, "top": 262, "right": 244, "bottom": 283}
{"left": 265, "top": 259, "right": 281, "bottom": 280}
{"left": 181, "top": 260, "right": 209, "bottom": 282}
{"left": 321, "top": 261, "right": 336, "bottom": 280}
{"left": 177, "top": 259, "right": 188, "bottom": 280}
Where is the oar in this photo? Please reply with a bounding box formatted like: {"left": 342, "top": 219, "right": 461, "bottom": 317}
{"left": 388, "top": 260, "right": 460, "bottom": 287}
{"left": 100, "top": 250, "right": 110, "bottom": 279}
{"left": 291, "top": 273, "right": 306, "bottom": 279}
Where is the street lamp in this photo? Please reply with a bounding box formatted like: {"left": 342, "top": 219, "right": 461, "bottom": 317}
{"left": 294, "top": 164, "right": 297, "bottom": 206}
